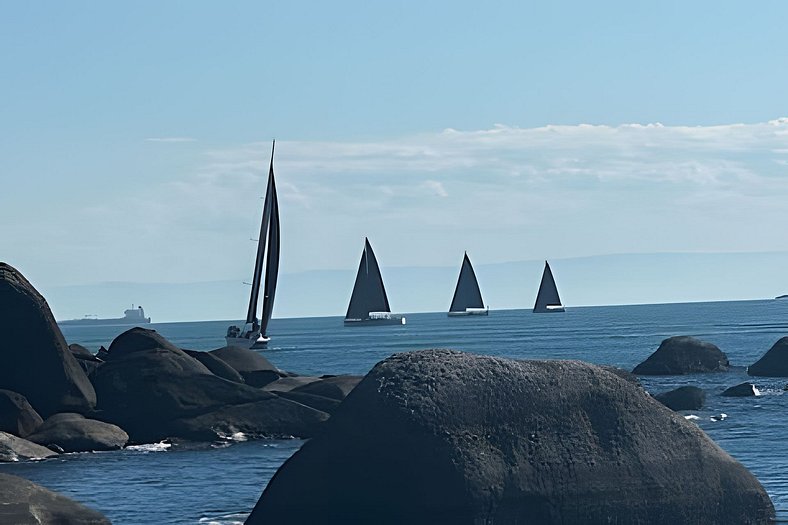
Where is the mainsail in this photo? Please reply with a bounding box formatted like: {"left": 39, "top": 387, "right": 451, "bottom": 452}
{"left": 533, "top": 260, "right": 563, "bottom": 313}
{"left": 449, "top": 252, "right": 484, "bottom": 313}
{"left": 245, "top": 141, "right": 280, "bottom": 335}
{"left": 345, "top": 238, "right": 391, "bottom": 320}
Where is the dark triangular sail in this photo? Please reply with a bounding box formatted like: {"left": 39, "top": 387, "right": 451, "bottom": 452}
{"left": 259, "top": 152, "right": 280, "bottom": 337}
{"left": 449, "top": 252, "right": 484, "bottom": 313}
{"left": 533, "top": 261, "right": 563, "bottom": 312}
{"left": 245, "top": 141, "right": 278, "bottom": 331}
{"left": 345, "top": 238, "right": 391, "bottom": 320}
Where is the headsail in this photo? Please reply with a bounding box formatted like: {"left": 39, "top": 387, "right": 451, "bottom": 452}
{"left": 259, "top": 146, "right": 280, "bottom": 336}
{"left": 533, "top": 260, "right": 564, "bottom": 313}
{"left": 345, "top": 238, "right": 391, "bottom": 320}
{"left": 449, "top": 252, "right": 484, "bottom": 313}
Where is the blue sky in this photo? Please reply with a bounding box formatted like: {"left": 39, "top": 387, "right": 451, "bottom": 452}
{"left": 2, "top": 1, "right": 788, "bottom": 317}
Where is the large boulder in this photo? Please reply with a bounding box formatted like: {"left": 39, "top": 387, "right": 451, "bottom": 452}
{"left": 262, "top": 375, "right": 321, "bottom": 393}
{"left": 748, "top": 337, "right": 788, "bottom": 377}
{"left": 26, "top": 413, "right": 128, "bottom": 453}
{"left": 209, "top": 346, "right": 280, "bottom": 387}
{"left": 722, "top": 382, "right": 759, "bottom": 397}
{"left": 0, "top": 389, "right": 43, "bottom": 437}
{"left": 290, "top": 375, "right": 363, "bottom": 401}
{"left": 92, "top": 328, "right": 320, "bottom": 442}
{"left": 183, "top": 349, "right": 244, "bottom": 383}
{"left": 654, "top": 386, "right": 706, "bottom": 411}
{"left": 0, "top": 472, "right": 110, "bottom": 524}
{"left": 247, "top": 350, "right": 774, "bottom": 525}
{"left": 0, "top": 263, "right": 96, "bottom": 417}
{"left": 0, "top": 431, "right": 58, "bottom": 462}
{"left": 70, "top": 345, "right": 103, "bottom": 378}
{"left": 633, "top": 336, "right": 729, "bottom": 375}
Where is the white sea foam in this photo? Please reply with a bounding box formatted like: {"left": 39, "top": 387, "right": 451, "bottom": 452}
{"left": 710, "top": 413, "right": 728, "bottom": 422}
{"left": 125, "top": 441, "right": 172, "bottom": 453}
{"left": 684, "top": 414, "right": 701, "bottom": 420}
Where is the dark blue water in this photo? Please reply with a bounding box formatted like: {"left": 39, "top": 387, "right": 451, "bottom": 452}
{"left": 3, "top": 300, "right": 788, "bottom": 524}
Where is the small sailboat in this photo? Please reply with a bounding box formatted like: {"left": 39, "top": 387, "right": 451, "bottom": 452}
{"left": 225, "top": 141, "right": 280, "bottom": 348}
{"left": 344, "top": 238, "right": 405, "bottom": 326}
{"left": 448, "top": 252, "right": 488, "bottom": 316}
{"left": 533, "top": 260, "right": 565, "bottom": 313}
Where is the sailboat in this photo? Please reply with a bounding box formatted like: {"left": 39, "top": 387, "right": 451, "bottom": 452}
{"left": 448, "top": 252, "right": 488, "bottom": 316}
{"left": 344, "top": 238, "right": 406, "bottom": 325}
{"left": 533, "top": 260, "right": 565, "bottom": 313}
{"left": 225, "top": 141, "right": 280, "bottom": 348}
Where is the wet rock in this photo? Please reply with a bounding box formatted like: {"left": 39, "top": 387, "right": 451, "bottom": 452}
{"left": 0, "top": 389, "right": 43, "bottom": 437}
{"left": 748, "top": 337, "right": 788, "bottom": 377}
{"left": 722, "top": 382, "right": 759, "bottom": 397}
{"left": 289, "top": 375, "right": 363, "bottom": 401}
{"left": 26, "top": 413, "right": 128, "bottom": 453}
{"left": 0, "top": 431, "right": 58, "bottom": 462}
{"left": 654, "top": 386, "right": 706, "bottom": 410}
{"left": 247, "top": 350, "right": 774, "bottom": 525}
{"left": 633, "top": 336, "right": 729, "bottom": 375}
{"left": 0, "top": 263, "right": 96, "bottom": 417}
{"left": 209, "top": 345, "right": 280, "bottom": 387}
{"left": 0, "top": 472, "right": 110, "bottom": 524}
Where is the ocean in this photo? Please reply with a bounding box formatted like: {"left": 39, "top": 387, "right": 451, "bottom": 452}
{"left": 3, "top": 300, "right": 788, "bottom": 524}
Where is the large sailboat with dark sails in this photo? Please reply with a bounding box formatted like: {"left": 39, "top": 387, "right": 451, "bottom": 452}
{"left": 344, "top": 238, "right": 405, "bottom": 325}
{"left": 225, "top": 141, "right": 280, "bottom": 348}
{"left": 533, "top": 260, "right": 565, "bottom": 313}
{"left": 448, "top": 252, "right": 488, "bottom": 316}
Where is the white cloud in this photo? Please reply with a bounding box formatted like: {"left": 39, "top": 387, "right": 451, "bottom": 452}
{"left": 145, "top": 137, "right": 197, "bottom": 143}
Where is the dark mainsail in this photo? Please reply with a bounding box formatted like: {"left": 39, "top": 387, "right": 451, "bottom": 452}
{"left": 345, "top": 238, "right": 391, "bottom": 320}
{"left": 533, "top": 261, "right": 564, "bottom": 313}
{"left": 449, "top": 252, "right": 484, "bottom": 313}
{"left": 245, "top": 141, "right": 280, "bottom": 335}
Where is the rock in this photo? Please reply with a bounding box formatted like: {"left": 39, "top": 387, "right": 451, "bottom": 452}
{"left": 748, "top": 337, "right": 788, "bottom": 377}
{"left": 0, "top": 472, "right": 110, "bottom": 524}
{"left": 92, "top": 329, "right": 315, "bottom": 442}
{"left": 0, "top": 431, "right": 58, "bottom": 462}
{"left": 598, "top": 365, "right": 640, "bottom": 385}
{"left": 26, "top": 413, "right": 128, "bottom": 453}
{"left": 209, "top": 346, "right": 280, "bottom": 386}
{"left": 0, "top": 389, "right": 43, "bottom": 437}
{"left": 289, "top": 375, "right": 363, "bottom": 401}
{"left": 633, "top": 336, "right": 729, "bottom": 375}
{"left": 654, "top": 386, "right": 706, "bottom": 410}
{"left": 0, "top": 263, "right": 96, "bottom": 417}
{"left": 69, "top": 344, "right": 94, "bottom": 358}
{"left": 69, "top": 345, "right": 103, "bottom": 378}
{"left": 183, "top": 349, "right": 245, "bottom": 383}
{"left": 262, "top": 375, "right": 321, "bottom": 393}
{"left": 272, "top": 390, "right": 342, "bottom": 413}
{"left": 722, "top": 382, "right": 759, "bottom": 397}
{"left": 247, "top": 350, "right": 774, "bottom": 525}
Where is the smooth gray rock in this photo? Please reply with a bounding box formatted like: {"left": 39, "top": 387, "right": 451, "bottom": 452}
{"left": 722, "top": 382, "right": 759, "bottom": 397}
{"left": 209, "top": 346, "right": 280, "bottom": 386}
{"left": 0, "top": 263, "right": 96, "bottom": 417}
{"left": 262, "top": 375, "right": 321, "bottom": 393}
{"left": 183, "top": 349, "right": 245, "bottom": 383}
{"left": 272, "top": 390, "right": 342, "bottom": 413}
{"left": 290, "top": 375, "right": 363, "bottom": 401}
{"left": 748, "top": 337, "right": 788, "bottom": 377}
{"left": 26, "top": 413, "right": 128, "bottom": 453}
{"left": 0, "top": 472, "right": 110, "bottom": 524}
{"left": 0, "top": 431, "right": 57, "bottom": 462}
{"left": 0, "top": 389, "right": 43, "bottom": 437}
{"left": 654, "top": 386, "right": 706, "bottom": 411}
{"left": 633, "top": 336, "right": 729, "bottom": 375}
{"left": 248, "top": 349, "right": 774, "bottom": 525}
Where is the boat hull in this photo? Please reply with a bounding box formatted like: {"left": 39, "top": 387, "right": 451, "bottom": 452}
{"left": 59, "top": 317, "right": 151, "bottom": 326}
{"left": 533, "top": 305, "right": 565, "bottom": 313}
{"left": 448, "top": 308, "right": 489, "bottom": 317}
{"left": 225, "top": 333, "right": 270, "bottom": 349}
{"left": 344, "top": 315, "right": 406, "bottom": 326}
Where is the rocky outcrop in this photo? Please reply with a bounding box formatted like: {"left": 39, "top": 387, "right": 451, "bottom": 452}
{"left": 209, "top": 345, "right": 281, "bottom": 387}
{"left": 748, "top": 337, "right": 788, "bottom": 377}
{"left": 722, "top": 382, "right": 759, "bottom": 397}
{"left": 70, "top": 344, "right": 103, "bottom": 377}
{"left": 262, "top": 375, "right": 321, "bottom": 393}
{"left": 654, "top": 386, "right": 706, "bottom": 411}
{"left": 290, "top": 375, "right": 363, "bottom": 401}
{"left": 0, "top": 431, "right": 58, "bottom": 462}
{"left": 0, "top": 389, "right": 43, "bottom": 437}
{"left": 183, "top": 349, "right": 245, "bottom": 383}
{"left": 0, "top": 472, "right": 110, "bottom": 524}
{"left": 0, "top": 263, "right": 96, "bottom": 417}
{"left": 26, "top": 413, "right": 128, "bottom": 453}
{"left": 247, "top": 350, "right": 774, "bottom": 525}
{"left": 633, "top": 336, "right": 729, "bottom": 375}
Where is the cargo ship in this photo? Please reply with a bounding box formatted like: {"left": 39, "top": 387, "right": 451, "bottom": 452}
{"left": 59, "top": 305, "right": 151, "bottom": 326}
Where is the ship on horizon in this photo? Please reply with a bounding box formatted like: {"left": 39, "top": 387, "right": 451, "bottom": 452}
{"left": 59, "top": 305, "right": 151, "bottom": 326}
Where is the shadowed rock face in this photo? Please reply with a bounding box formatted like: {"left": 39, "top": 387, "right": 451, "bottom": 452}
{"left": 723, "top": 382, "right": 759, "bottom": 397}
{"left": 209, "top": 346, "right": 280, "bottom": 387}
{"left": 290, "top": 375, "right": 363, "bottom": 401}
{"left": 0, "top": 431, "right": 57, "bottom": 462}
{"left": 0, "top": 389, "right": 43, "bottom": 437}
{"left": 248, "top": 350, "right": 774, "bottom": 525}
{"left": 748, "top": 337, "right": 788, "bottom": 377}
{"left": 633, "top": 336, "right": 729, "bottom": 375}
{"left": 654, "top": 386, "right": 706, "bottom": 411}
{"left": 0, "top": 472, "right": 110, "bottom": 524}
{"left": 27, "top": 413, "right": 128, "bottom": 453}
{"left": 0, "top": 263, "right": 96, "bottom": 417}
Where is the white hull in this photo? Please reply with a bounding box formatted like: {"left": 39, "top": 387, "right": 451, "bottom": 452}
{"left": 344, "top": 313, "right": 406, "bottom": 326}
{"left": 534, "top": 305, "right": 565, "bottom": 313}
{"left": 225, "top": 331, "right": 270, "bottom": 349}
{"left": 448, "top": 307, "right": 489, "bottom": 317}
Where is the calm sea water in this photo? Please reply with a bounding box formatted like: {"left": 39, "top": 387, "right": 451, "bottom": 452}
{"left": 3, "top": 300, "right": 788, "bottom": 524}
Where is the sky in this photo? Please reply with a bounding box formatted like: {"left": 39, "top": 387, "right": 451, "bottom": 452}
{"left": 2, "top": 1, "right": 788, "bottom": 319}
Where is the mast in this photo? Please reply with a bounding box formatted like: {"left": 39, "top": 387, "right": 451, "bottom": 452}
{"left": 533, "top": 260, "right": 563, "bottom": 312}
{"left": 345, "top": 238, "right": 391, "bottom": 320}
{"left": 245, "top": 141, "right": 276, "bottom": 329}
{"left": 260, "top": 163, "right": 280, "bottom": 336}
{"left": 449, "top": 252, "right": 484, "bottom": 312}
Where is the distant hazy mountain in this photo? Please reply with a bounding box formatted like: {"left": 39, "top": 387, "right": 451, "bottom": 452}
{"left": 43, "top": 251, "right": 788, "bottom": 323}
